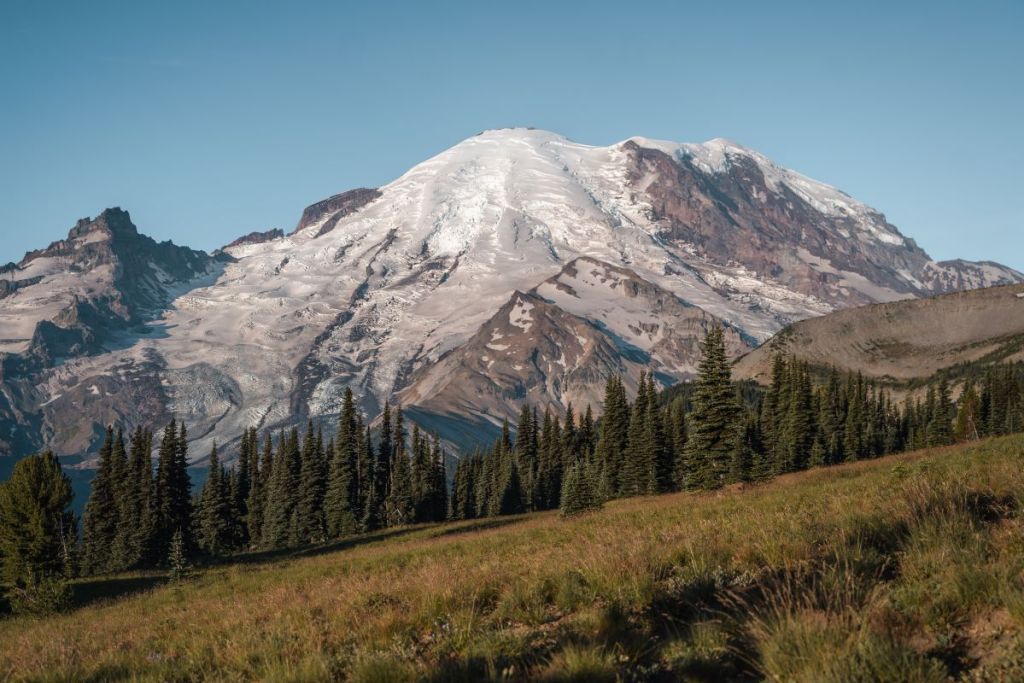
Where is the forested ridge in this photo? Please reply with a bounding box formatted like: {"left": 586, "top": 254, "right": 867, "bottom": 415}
{"left": 3, "top": 326, "right": 1024, "bottom": 613}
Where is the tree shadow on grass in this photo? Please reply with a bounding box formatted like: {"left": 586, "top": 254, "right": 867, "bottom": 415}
{"left": 212, "top": 516, "right": 528, "bottom": 569}
{"left": 71, "top": 574, "right": 166, "bottom": 610}
{"left": 58, "top": 516, "right": 532, "bottom": 611}
{"left": 430, "top": 516, "right": 524, "bottom": 539}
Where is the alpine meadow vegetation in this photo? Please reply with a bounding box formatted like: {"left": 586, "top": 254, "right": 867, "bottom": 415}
{"left": 4, "top": 327, "right": 1024, "bottom": 679}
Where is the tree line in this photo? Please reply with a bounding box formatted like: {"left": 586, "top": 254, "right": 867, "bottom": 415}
{"left": 4, "top": 326, "right": 1024, "bottom": 613}
{"left": 77, "top": 389, "right": 449, "bottom": 574}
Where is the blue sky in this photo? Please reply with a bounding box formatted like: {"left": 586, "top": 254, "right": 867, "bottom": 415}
{"left": 1, "top": 1, "right": 1021, "bottom": 269}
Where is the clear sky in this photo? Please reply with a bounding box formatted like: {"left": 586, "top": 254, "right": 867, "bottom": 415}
{"left": 1, "top": 1, "right": 1021, "bottom": 270}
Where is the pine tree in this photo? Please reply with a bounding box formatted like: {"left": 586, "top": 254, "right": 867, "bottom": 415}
{"left": 361, "top": 426, "right": 382, "bottom": 531}
{"left": 450, "top": 456, "right": 476, "bottom": 520}
{"left": 326, "top": 390, "right": 359, "bottom": 537}
{"left": 781, "top": 363, "right": 814, "bottom": 473}
{"left": 514, "top": 404, "right": 539, "bottom": 510}
{"left": 684, "top": 326, "right": 741, "bottom": 489}
{"left": 385, "top": 408, "right": 413, "bottom": 526}
{"left": 170, "top": 422, "right": 195, "bottom": 555}
{"left": 295, "top": 420, "right": 327, "bottom": 544}
{"left": 536, "top": 409, "right": 561, "bottom": 510}
{"left": 233, "top": 427, "right": 253, "bottom": 546}
{"left": 197, "top": 442, "right": 232, "bottom": 556}
{"left": 667, "top": 398, "right": 689, "bottom": 489}
{"left": 246, "top": 432, "right": 272, "bottom": 547}
{"left": 955, "top": 381, "right": 981, "bottom": 442}
{"left": 559, "top": 459, "right": 601, "bottom": 517}
{"left": 112, "top": 427, "right": 154, "bottom": 570}
{"left": 927, "top": 379, "right": 953, "bottom": 446}
{"left": 81, "top": 427, "right": 119, "bottom": 575}
{"left": 0, "top": 451, "right": 76, "bottom": 587}
{"left": 595, "top": 375, "right": 630, "bottom": 495}
{"left": 622, "top": 372, "right": 654, "bottom": 496}
{"left": 168, "top": 528, "right": 188, "bottom": 582}
{"left": 843, "top": 374, "right": 866, "bottom": 460}
{"left": 429, "top": 435, "right": 448, "bottom": 522}
{"left": 262, "top": 431, "right": 299, "bottom": 548}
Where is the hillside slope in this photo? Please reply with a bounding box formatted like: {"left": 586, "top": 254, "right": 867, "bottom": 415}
{"left": 4, "top": 436, "right": 1024, "bottom": 680}
{"left": 733, "top": 282, "right": 1024, "bottom": 384}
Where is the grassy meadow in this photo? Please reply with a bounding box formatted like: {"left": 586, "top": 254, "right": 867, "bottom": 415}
{"left": 3, "top": 435, "right": 1024, "bottom": 681}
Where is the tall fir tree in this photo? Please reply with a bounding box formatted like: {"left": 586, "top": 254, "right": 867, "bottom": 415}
{"left": 385, "top": 407, "right": 414, "bottom": 526}
{"left": 81, "top": 427, "right": 119, "bottom": 575}
{"left": 326, "top": 390, "right": 359, "bottom": 538}
{"left": 594, "top": 375, "right": 630, "bottom": 496}
{"left": 683, "top": 326, "right": 741, "bottom": 490}
{"left": 197, "top": 442, "right": 232, "bottom": 556}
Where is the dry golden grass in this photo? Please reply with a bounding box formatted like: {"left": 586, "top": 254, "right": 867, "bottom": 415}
{"left": 3, "top": 436, "right": 1024, "bottom": 681}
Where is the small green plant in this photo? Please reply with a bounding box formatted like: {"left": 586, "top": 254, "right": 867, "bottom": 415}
{"left": 7, "top": 575, "right": 73, "bottom": 616}
{"left": 168, "top": 529, "right": 189, "bottom": 582}
{"left": 542, "top": 643, "right": 617, "bottom": 682}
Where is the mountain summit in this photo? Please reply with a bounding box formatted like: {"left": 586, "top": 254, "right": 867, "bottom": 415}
{"left": 1, "top": 129, "right": 1020, "bottom": 458}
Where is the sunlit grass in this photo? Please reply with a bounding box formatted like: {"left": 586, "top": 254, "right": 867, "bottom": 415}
{"left": 2, "top": 436, "right": 1024, "bottom": 680}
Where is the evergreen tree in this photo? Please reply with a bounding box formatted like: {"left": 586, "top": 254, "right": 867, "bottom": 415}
{"left": 594, "top": 375, "right": 630, "bottom": 495}
{"left": 361, "top": 426, "right": 382, "bottom": 531}
{"left": 168, "top": 528, "right": 188, "bottom": 582}
{"left": 536, "top": 409, "right": 561, "bottom": 510}
{"left": 684, "top": 326, "right": 741, "bottom": 489}
{"left": 262, "top": 431, "right": 299, "bottom": 548}
{"left": 450, "top": 456, "right": 476, "bottom": 520}
{"left": 233, "top": 427, "right": 253, "bottom": 546}
{"left": 326, "top": 391, "right": 359, "bottom": 537}
{"left": 622, "top": 372, "right": 654, "bottom": 496}
{"left": 246, "top": 433, "right": 272, "bottom": 547}
{"left": 927, "top": 379, "right": 953, "bottom": 446}
{"left": 112, "top": 427, "right": 154, "bottom": 570}
{"left": 295, "top": 420, "right": 327, "bottom": 543}
{"left": 514, "top": 404, "right": 539, "bottom": 510}
{"left": 81, "top": 427, "right": 119, "bottom": 574}
{"left": 0, "top": 451, "right": 76, "bottom": 588}
{"left": 197, "top": 442, "right": 232, "bottom": 556}
{"left": 559, "top": 459, "right": 601, "bottom": 517}
{"left": 955, "top": 381, "right": 981, "bottom": 442}
{"left": 385, "top": 408, "right": 414, "bottom": 526}
{"left": 667, "top": 398, "right": 689, "bottom": 489}
{"left": 429, "top": 435, "right": 448, "bottom": 522}
{"left": 165, "top": 421, "right": 195, "bottom": 556}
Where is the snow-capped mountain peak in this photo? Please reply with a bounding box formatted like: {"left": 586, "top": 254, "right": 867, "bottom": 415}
{"left": 1, "top": 130, "right": 1020, "bottom": 459}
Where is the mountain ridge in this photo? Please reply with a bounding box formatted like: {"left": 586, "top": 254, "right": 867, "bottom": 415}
{"left": 1, "top": 128, "right": 1020, "bottom": 461}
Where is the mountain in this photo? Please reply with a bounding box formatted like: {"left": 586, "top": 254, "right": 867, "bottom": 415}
{"left": 0, "top": 209, "right": 222, "bottom": 458}
{"left": 733, "top": 282, "right": 1024, "bottom": 385}
{"left": 401, "top": 257, "right": 754, "bottom": 447}
{"left": 1, "top": 129, "right": 1020, "bottom": 461}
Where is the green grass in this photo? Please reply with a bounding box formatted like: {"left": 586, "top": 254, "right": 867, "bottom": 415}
{"left": 3, "top": 436, "right": 1024, "bottom": 681}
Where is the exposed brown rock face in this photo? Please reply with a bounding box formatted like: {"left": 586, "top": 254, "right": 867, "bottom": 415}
{"left": 293, "top": 188, "right": 381, "bottom": 236}
{"left": 400, "top": 259, "right": 754, "bottom": 449}
{"left": 624, "top": 142, "right": 949, "bottom": 306}
{"left": 223, "top": 228, "right": 284, "bottom": 249}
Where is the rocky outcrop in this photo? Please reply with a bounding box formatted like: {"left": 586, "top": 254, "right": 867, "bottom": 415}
{"left": 624, "top": 141, "right": 1020, "bottom": 306}
{"left": 223, "top": 228, "right": 284, "bottom": 250}
{"left": 400, "top": 261, "right": 753, "bottom": 449}
{"left": 0, "top": 210, "right": 219, "bottom": 456}
{"left": 293, "top": 188, "right": 381, "bottom": 236}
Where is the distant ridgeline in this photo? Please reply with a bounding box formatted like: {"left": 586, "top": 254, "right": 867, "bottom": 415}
{"left": 9, "top": 326, "right": 1024, "bottom": 577}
